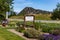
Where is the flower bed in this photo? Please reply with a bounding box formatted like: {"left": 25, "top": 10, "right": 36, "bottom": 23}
{"left": 38, "top": 29, "right": 60, "bottom": 40}
{"left": 39, "top": 34, "right": 60, "bottom": 40}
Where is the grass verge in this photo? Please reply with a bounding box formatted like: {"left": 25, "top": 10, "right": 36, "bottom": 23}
{"left": 0, "top": 27, "right": 25, "bottom": 40}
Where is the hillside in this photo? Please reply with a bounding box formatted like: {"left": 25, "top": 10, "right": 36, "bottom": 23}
{"left": 10, "top": 7, "right": 52, "bottom": 20}
{"left": 10, "top": 14, "right": 51, "bottom": 20}
{"left": 18, "top": 7, "right": 52, "bottom": 15}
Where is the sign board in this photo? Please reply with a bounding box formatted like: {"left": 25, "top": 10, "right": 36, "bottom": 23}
{"left": 24, "top": 15, "right": 35, "bottom": 27}
{"left": 25, "top": 16, "right": 34, "bottom": 21}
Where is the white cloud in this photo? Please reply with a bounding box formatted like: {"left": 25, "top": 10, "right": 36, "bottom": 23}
{"left": 23, "top": 2, "right": 33, "bottom": 5}
{"left": 14, "top": 9, "right": 22, "bottom": 13}
{"left": 14, "top": 0, "right": 27, "bottom": 3}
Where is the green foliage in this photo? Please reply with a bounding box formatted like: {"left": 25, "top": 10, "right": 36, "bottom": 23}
{"left": 34, "top": 22, "right": 41, "bottom": 30}
{"left": 5, "top": 24, "right": 16, "bottom": 29}
{"left": 24, "top": 28, "right": 41, "bottom": 38}
{"left": 8, "top": 12, "right": 17, "bottom": 18}
{"left": 16, "top": 21, "right": 24, "bottom": 26}
{"left": 0, "top": 0, "right": 14, "bottom": 18}
{"left": 16, "top": 27, "right": 25, "bottom": 32}
{"left": 49, "top": 28, "right": 60, "bottom": 35}
{"left": 38, "top": 29, "right": 60, "bottom": 40}
{"left": 51, "top": 3, "right": 60, "bottom": 20}
{"left": 40, "top": 23, "right": 60, "bottom": 33}
{"left": 26, "top": 22, "right": 32, "bottom": 25}
{"left": 40, "top": 24, "right": 52, "bottom": 32}
{"left": 16, "top": 22, "right": 25, "bottom": 32}
{"left": 0, "top": 0, "right": 14, "bottom": 12}
{"left": 0, "top": 14, "right": 5, "bottom": 21}
{"left": 34, "top": 22, "right": 60, "bottom": 33}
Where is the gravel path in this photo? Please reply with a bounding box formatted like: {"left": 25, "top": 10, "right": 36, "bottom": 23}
{"left": 9, "top": 19, "right": 60, "bottom": 23}
{"left": 7, "top": 29, "right": 37, "bottom": 40}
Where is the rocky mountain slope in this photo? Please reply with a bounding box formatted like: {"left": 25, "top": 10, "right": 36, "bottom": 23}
{"left": 18, "top": 7, "right": 52, "bottom": 15}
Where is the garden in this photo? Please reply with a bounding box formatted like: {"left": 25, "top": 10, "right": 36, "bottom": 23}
{"left": 14, "top": 21, "right": 60, "bottom": 40}
{"left": 1, "top": 20, "right": 60, "bottom": 40}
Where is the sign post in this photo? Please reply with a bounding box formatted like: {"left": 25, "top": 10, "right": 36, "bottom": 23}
{"left": 24, "top": 15, "right": 35, "bottom": 27}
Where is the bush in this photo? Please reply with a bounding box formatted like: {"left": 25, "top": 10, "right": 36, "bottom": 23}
{"left": 16, "top": 21, "right": 24, "bottom": 27}
{"left": 40, "top": 24, "right": 53, "bottom": 33}
{"left": 24, "top": 28, "right": 41, "bottom": 38}
{"left": 38, "top": 34, "right": 60, "bottom": 40}
{"left": 16, "top": 26, "right": 25, "bottom": 32}
{"left": 40, "top": 24, "right": 60, "bottom": 33}
{"left": 34, "top": 22, "right": 41, "bottom": 30}
{"left": 38, "top": 34, "right": 54, "bottom": 40}
{"left": 51, "top": 3, "right": 60, "bottom": 20}
{"left": 8, "top": 24, "right": 15, "bottom": 27}
{"left": 38, "top": 29, "right": 60, "bottom": 40}
{"left": 16, "top": 22, "right": 25, "bottom": 32}
{"left": 49, "top": 29, "right": 60, "bottom": 36}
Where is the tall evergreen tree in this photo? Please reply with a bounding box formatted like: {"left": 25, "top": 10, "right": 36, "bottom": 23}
{"left": 51, "top": 3, "right": 60, "bottom": 20}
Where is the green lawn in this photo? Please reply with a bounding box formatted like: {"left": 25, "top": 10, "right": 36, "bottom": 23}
{"left": 0, "top": 27, "right": 25, "bottom": 40}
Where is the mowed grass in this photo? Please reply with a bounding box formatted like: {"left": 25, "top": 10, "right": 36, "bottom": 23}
{"left": 0, "top": 27, "right": 25, "bottom": 40}
{"left": 9, "top": 14, "right": 51, "bottom": 20}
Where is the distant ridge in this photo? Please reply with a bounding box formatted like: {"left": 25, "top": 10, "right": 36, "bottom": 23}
{"left": 18, "top": 7, "right": 52, "bottom": 15}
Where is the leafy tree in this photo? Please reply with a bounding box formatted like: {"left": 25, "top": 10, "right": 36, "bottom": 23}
{"left": 0, "top": 0, "right": 14, "bottom": 12}
{"left": 0, "top": 14, "right": 5, "bottom": 21}
{"left": 0, "top": 0, "right": 14, "bottom": 20}
{"left": 51, "top": 3, "right": 60, "bottom": 20}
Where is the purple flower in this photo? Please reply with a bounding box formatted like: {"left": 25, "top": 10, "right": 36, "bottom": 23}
{"left": 42, "top": 34, "right": 60, "bottom": 40}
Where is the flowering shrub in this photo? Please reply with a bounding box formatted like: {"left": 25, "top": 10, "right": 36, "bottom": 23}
{"left": 38, "top": 29, "right": 60, "bottom": 40}
{"left": 49, "top": 29, "right": 60, "bottom": 36}
{"left": 38, "top": 34, "right": 60, "bottom": 40}
{"left": 24, "top": 28, "right": 41, "bottom": 38}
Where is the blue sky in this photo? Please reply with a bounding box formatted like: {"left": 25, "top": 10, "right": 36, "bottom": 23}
{"left": 13, "top": 0, "right": 60, "bottom": 13}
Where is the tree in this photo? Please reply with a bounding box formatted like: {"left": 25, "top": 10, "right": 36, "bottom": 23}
{"left": 0, "top": 0, "right": 14, "bottom": 20}
{"left": 8, "top": 5, "right": 17, "bottom": 18}
{"left": 8, "top": 11, "right": 16, "bottom": 18}
{"left": 0, "top": 14, "right": 5, "bottom": 21}
{"left": 51, "top": 3, "right": 60, "bottom": 20}
{"left": 0, "top": 0, "right": 14, "bottom": 15}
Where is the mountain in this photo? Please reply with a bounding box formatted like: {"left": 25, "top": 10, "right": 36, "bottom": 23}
{"left": 18, "top": 7, "right": 52, "bottom": 15}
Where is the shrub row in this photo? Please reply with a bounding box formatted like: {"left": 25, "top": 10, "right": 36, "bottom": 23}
{"left": 24, "top": 28, "right": 41, "bottom": 38}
